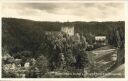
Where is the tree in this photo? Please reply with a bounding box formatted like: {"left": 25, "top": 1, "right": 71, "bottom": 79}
{"left": 72, "top": 34, "right": 88, "bottom": 69}
{"left": 36, "top": 55, "right": 49, "bottom": 77}
{"left": 107, "top": 26, "right": 125, "bottom": 71}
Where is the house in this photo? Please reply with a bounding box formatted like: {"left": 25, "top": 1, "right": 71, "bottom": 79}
{"left": 15, "top": 59, "right": 22, "bottom": 67}
{"left": 24, "top": 62, "right": 30, "bottom": 68}
{"left": 95, "top": 36, "right": 107, "bottom": 45}
{"left": 95, "top": 36, "right": 106, "bottom": 41}
{"left": 5, "top": 63, "right": 16, "bottom": 70}
{"left": 2, "top": 53, "right": 13, "bottom": 61}
{"left": 61, "top": 26, "right": 74, "bottom": 36}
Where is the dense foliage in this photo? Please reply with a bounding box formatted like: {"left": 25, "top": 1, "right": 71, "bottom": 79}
{"left": 2, "top": 18, "right": 125, "bottom": 78}
{"left": 107, "top": 23, "right": 125, "bottom": 70}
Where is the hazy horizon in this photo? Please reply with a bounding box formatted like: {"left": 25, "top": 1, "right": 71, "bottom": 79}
{"left": 2, "top": 17, "right": 125, "bottom": 22}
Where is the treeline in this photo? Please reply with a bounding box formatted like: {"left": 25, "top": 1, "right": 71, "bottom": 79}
{"left": 74, "top": 21, "right": 124, "bottom": 36}
{"left": 2, "top": 18, "right": 124, "bottom": 35}
{"left": 2, "top": 18, "right": 124, "bottom": 44}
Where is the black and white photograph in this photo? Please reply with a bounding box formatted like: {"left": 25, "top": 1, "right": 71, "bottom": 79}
{"left": 1, "top": 1, "right": 125, "bottom": 78}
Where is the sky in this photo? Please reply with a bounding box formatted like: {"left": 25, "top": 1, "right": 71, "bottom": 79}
{"left": 1, "top": 2, "right": 125, "bottom": 22}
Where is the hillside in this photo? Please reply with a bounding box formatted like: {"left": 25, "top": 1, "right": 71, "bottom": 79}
{"left": 2, "top": 17, "right": 125, "bottom": 57}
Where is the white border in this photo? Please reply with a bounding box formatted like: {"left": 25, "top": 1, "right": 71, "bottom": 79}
{"left": 0, "top": 1, "right": 2, "bottom": 80}
{"left": 0, "top": 0, "right": 127, "bottom": 81}
{"left": 125, "top": 0, "right": 128, "bottom": 79}
{"left": 1, "top": 0, "right": 127, "bottom": 3}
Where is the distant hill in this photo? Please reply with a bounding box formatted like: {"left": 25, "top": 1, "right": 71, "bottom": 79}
{"left": 2, "top": 18, "right": 125, "bottom": 35}
{"left": 73, "top": 21, "right": 124, "bottom": 36}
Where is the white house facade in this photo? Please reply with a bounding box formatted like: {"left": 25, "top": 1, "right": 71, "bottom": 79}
{"left": 95, "top": 36, "right": 106, "bottom": 41}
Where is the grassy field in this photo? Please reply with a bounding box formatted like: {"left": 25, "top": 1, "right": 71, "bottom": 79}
{"left": 86, "top": 45, "right": 124, "bottom": 78}
{"left": 85, "top": 45, "right": 118, "bottom": 77}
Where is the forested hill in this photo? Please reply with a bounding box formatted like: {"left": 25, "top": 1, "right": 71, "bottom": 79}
{"left": 2, "top": 17, "right": 62, "bottom": 31}
{"left": 2, "top": 18, "right": 124, "bottom": 57}
{"left": 2, "top": 18, "right": 124, "bottom": 35}
{"left": 73, "top": 21, "right": 124, "bottom": 36}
